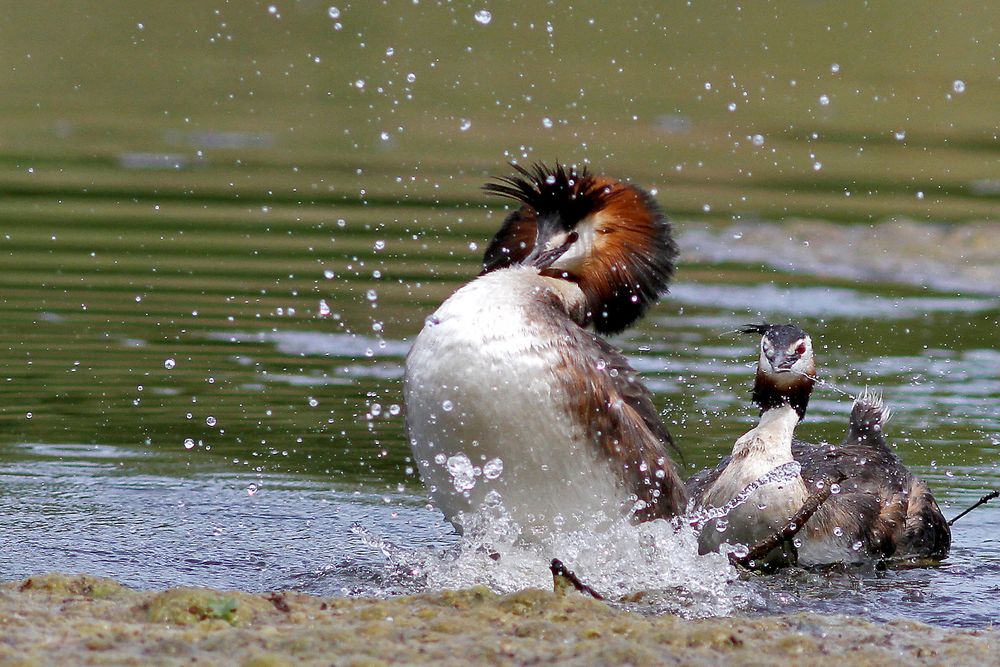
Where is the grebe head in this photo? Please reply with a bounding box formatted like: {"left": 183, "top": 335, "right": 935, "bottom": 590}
{"left": 480, "top": 162, "right": 677, "bottom": 334}
{"left": 739, "top": 322, "right": 816, "bottom": 419}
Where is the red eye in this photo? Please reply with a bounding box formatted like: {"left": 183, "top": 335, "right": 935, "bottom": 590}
{"left": 795, "top": 342, "right": 807, "bottom": 355}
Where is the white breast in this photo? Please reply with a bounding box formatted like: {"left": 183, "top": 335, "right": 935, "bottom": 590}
{"left": 697, "top": 406, "right": 808, "bottom": 556}
{"left": 404, "top": 268, "right": 627, "bottom": 537}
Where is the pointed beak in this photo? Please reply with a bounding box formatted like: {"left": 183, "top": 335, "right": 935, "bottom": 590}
{"left": 525, "top": 215, "right": 576, "bottom": 270}
{"left": 765, "top": 349, "right": 796, "bottom": 373}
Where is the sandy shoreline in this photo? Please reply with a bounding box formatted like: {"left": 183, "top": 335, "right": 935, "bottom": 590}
{"left": 1, "top": 573, "right": 994, "bottom": 666}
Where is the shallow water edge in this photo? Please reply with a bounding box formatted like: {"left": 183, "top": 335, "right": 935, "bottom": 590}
{"left": 2, "top": 573, "right": 995, "bottom": 667}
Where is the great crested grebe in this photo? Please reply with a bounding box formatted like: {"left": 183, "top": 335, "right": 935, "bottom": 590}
{"left": 404, "top": 162, "right": 686, "bottom": 536}
{"left": 689, "top": 323, "right": 950, "bottom": 566}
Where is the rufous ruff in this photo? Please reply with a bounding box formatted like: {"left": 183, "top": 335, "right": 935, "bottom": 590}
{"left": 404, "top": 162, "right": 685, "bottom": 536}
{"left": 689, "top": 323, "right": 950, "bottom": 566}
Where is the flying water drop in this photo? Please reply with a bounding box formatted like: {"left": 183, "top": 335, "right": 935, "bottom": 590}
{"left": 483, "top": 458, "right": 504, "bottom": 480}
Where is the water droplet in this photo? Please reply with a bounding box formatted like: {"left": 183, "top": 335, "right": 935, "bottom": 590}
{"left": 308, "top": 397, "right": 319, "bottom": 407}
{"left": 366, "top": 289, "right": 378, "bottom": 302}
{"left": 446, "top": 453, "right": 476, "bottom": 492}
{"left": 852, "top": 540, "right": 864, "bottom": 551}
{"left": 183, "top": 438, "right": 196, "bottom": 450}
{"left": 441, "top": 400, "right": 453, "bottom": 412}
{"left": 206, "top": 416, "right": 217, "bottom": 427}
{"left": 25, "top": 412, "right": 32, "bottom": 419}
{"left": 714, "top": 518, "right": 729, "bottom": 533}
{"left": 727, "top": 102, "right": 737, "bottom": 112}
{"left": 247, "top": 483, "right": 259, "bottom": 496}
{"left": 164, "top": 358, "right": 176, "bottom": 370}
{"left": 473, "top": 9, "right": 492, "bottom": 25}
{"left": 483, "top": 457, "right": 504, "bottom": 479}
{"left": 327, "top": 6, "right": 340, "bottom": 19}
{"left": 813, "top": 161, "right": 823, "bottom": 171}
{"left": 751, "top": 133, "right": 765, "bottom": 146}
{"left": 830, "top": 63, "right": 840, "bottom": 73}
{"left": 373, "top": 240, "right": 386, "bottom": 251}
{"left": 388, "top": 404, "right": 401, "bottom": 416}
{"left": 433, "top": 453, "right": 447, "bottom": 465}
{"left": 894, "top": 130, "right": 906, "bottom": 141}
{"left": 953, "top": 79, "right": 966, "bottom": 93}
{"left": 406, "top": 73, "right": 416, "bottom": 83}
{"left": 833, "top": 526, "right": 844, "bottom": 536}
{"left": 459, "top": 118, "right": 472, "bottom": 131}
{"left": 370, "top": 403, "right": 382, "bottom": 416}
{"left": 818, "top": 94, "right": 830, "bottom": 106}
{"left": 830, "top": 483, "right": 841, "bottom": 494}
{"left": 542, "top": 117, "right": 553, "bottom": 128}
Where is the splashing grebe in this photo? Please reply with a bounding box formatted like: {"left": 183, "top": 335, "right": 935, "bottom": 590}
{"left": 404, "top": 163, "right": 686, "bottom": 536}
{"left": 688, "top": 323, "right": 950, "bottom": 566}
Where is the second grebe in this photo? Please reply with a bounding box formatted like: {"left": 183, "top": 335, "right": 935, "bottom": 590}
{"left": 689, "top": 323, "right": 950, "bottom": 566}
{"left": 404, "top": 163, "right": 686, "bottom": 536}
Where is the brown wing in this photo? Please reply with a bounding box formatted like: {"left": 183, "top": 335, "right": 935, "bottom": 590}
{"left": 546, "top": 310, "right": 687, "bottom": 521}
{"left": 793, "top": 433, "right": 949, "bottom": 560}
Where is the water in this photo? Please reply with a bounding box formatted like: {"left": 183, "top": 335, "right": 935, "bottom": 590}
{"left": 2, "top": 280, "right": 997, "bottom": 626}
{"left": 0, "top": 0, "right": 998, "bottom": 630}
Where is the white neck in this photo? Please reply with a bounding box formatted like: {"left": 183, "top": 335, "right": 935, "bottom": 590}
{"left": 733, "top": 404, "right": 800, "bottom": 459}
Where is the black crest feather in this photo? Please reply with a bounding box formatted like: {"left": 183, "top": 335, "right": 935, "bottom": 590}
{"left": 482, "top": 161, "right": 610, "bottom": 228}
{"left": 738, "top": 322, "right": 771, "bottom": 336}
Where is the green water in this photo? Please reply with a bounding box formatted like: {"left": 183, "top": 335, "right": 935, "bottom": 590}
{"left": 0, "top": 1, "right": 998, "bottom": 626}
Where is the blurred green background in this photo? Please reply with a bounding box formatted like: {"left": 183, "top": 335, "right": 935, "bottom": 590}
{"left": 0, "top": 1, "right": 997, "bottom": 486}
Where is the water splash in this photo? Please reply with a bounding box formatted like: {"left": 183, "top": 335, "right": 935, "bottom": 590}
{"left": 682, "top": 461, "right": 802, "bottom": 528}
{"left": 347, "top": 463, "right": 819, "bottom": 617}
{"left": 350, "top": 490, "right": 783, "bottom": 618}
